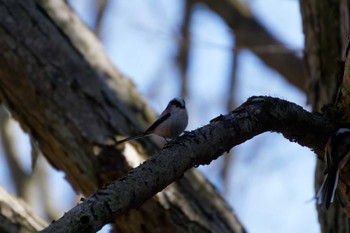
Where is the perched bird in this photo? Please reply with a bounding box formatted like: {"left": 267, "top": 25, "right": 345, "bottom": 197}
{"left": 116, "top": 98, "right": 188, "bottom": 144}
{"left": 316, "top": 128, "right": 350, "bottom": 210}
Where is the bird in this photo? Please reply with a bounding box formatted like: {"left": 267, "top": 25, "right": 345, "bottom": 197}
{"left": 116, "top": 98, "right": 188, "bottom": 144}
{"left": 316, "top": 128, "right": 350, "bottom": 210}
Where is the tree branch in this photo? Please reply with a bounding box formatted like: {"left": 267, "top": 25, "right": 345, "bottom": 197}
{"left": 93, "top": 0, "right": 108, "bottom": 37}
{"left": 176, "top": 0, "right": 193, "bottom": 99}
{"left": 195, "top": 0, "right": 307, "bottom": 93}
{"left": 41, "top": 96, "right": 333, "bottom": 233}
{"left": 0, "top": 185, "right": 47, "bottom": 232}
{"left": 0, "top": 108, "right": 31, "bottom": 198}
{"left": 0, "top": 1, "right": 244, "bottom": 232}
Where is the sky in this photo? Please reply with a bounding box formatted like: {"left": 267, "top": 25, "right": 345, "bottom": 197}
{"left": 0, "top": 0, "right": 321, "bottom": 232}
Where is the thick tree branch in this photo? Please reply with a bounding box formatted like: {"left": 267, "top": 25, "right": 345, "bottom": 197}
{"left": 0, "top": 0, "right": 150, "bottom": 195}
{"left": 0, "top": 1, "right": 244, "bottom": 232}
{"left": 41, "top": 96, "right": 334, "bottom": 233}
{"left": 35, "top": 0, "right": 157, "bottom": 132}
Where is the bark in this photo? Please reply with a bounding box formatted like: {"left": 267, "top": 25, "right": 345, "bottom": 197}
{"left": 301, "top": 0, "right": 350, "bottom": 232}
{"left": 0, "top": 0, "right": 244, "bottom": 232}
{"left": 41, "top": 96, "right": 336, "bottom": 233}
{"left": 301, "top": 0, "right": 343, "bottom": 109}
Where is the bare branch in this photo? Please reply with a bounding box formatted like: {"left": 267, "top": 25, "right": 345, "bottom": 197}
{"left": 93, "top": 0, "right": 108, "bottom": 37}
{"left": 194, "top": 0, "right": 307, "bottom": 93}
{"left": 0, "top": 108, "right": 30, "bottom": 198}
{"left": 41, "top": 96, "right": 333, "bottom": 233}
{"left": 176, "top": 0, "right": 193, "bottom": 99}
{"left": 0, "top": 185, "right": 47, "bottom": 232}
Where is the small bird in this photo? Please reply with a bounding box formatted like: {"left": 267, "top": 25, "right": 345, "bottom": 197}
{"left": 316, "top": 128, "right": 350, "bottom": 210}
{"left": 116, "top": 98, "right": 188, "bottom": 144}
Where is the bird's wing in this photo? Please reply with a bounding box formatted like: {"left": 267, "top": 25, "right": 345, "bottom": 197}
{"left": 116, "top": 113, "right": 171, "bottom": 144}
{"left": 145, "top": 112, "right": 171, "bottom": 133}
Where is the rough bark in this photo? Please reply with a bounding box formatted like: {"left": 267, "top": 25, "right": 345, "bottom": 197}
{"left": 0, "top": 0, "right": 243, "bottom": 232}
{"left": 301, "top": 0, "right": 350, "bottom": 232}
{"left": 41, "top": 96, "right": 336, "bottom": 233}
{"left": 301, "top": 0, "right": 343, "bottom": 109}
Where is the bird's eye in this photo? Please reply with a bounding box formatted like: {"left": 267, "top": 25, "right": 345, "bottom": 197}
{"left": 172, "top": 102, "right": 180, "bottom": 108}
{"left": 169, "top": 99, "right": 184, "bottom": 108}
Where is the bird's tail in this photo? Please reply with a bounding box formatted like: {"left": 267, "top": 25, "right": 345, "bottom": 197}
{"left": 316, "top": 169, "right": 339, "bottom": 210}
{"left": 116, "top": 133, "right": 151, "bottom": 145}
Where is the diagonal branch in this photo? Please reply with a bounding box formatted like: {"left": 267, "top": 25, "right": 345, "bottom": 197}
{"left": 0, "top": 185, "right": 47, "bottom": 232}
{"left": 41, "top": 96, "right": 334, "bottom": 233}
{"left": 194, "top": 0, "right": 306, "bottom": 93}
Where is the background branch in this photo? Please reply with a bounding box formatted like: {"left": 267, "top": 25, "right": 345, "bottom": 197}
{"left": 0, "top": 107, "right": 30, "bottom": 198}
{"left": 222, "top": 46, "right": 240, "bottom": 190}
{"left": 93, "top": 0, "right": 108, "bottom": 38}
{"left": 195, "top": 0, "right": 306, "bottom": 92}
{"left": 0, "top": 185, "right": 47, "bottom": 232}
{"left": 176, "top": 0, "right": 193, "bottom": 99}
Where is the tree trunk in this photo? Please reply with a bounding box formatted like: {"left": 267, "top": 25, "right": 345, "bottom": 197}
{"left": 301, "top": 0, "right": 350, "bottom": 232}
